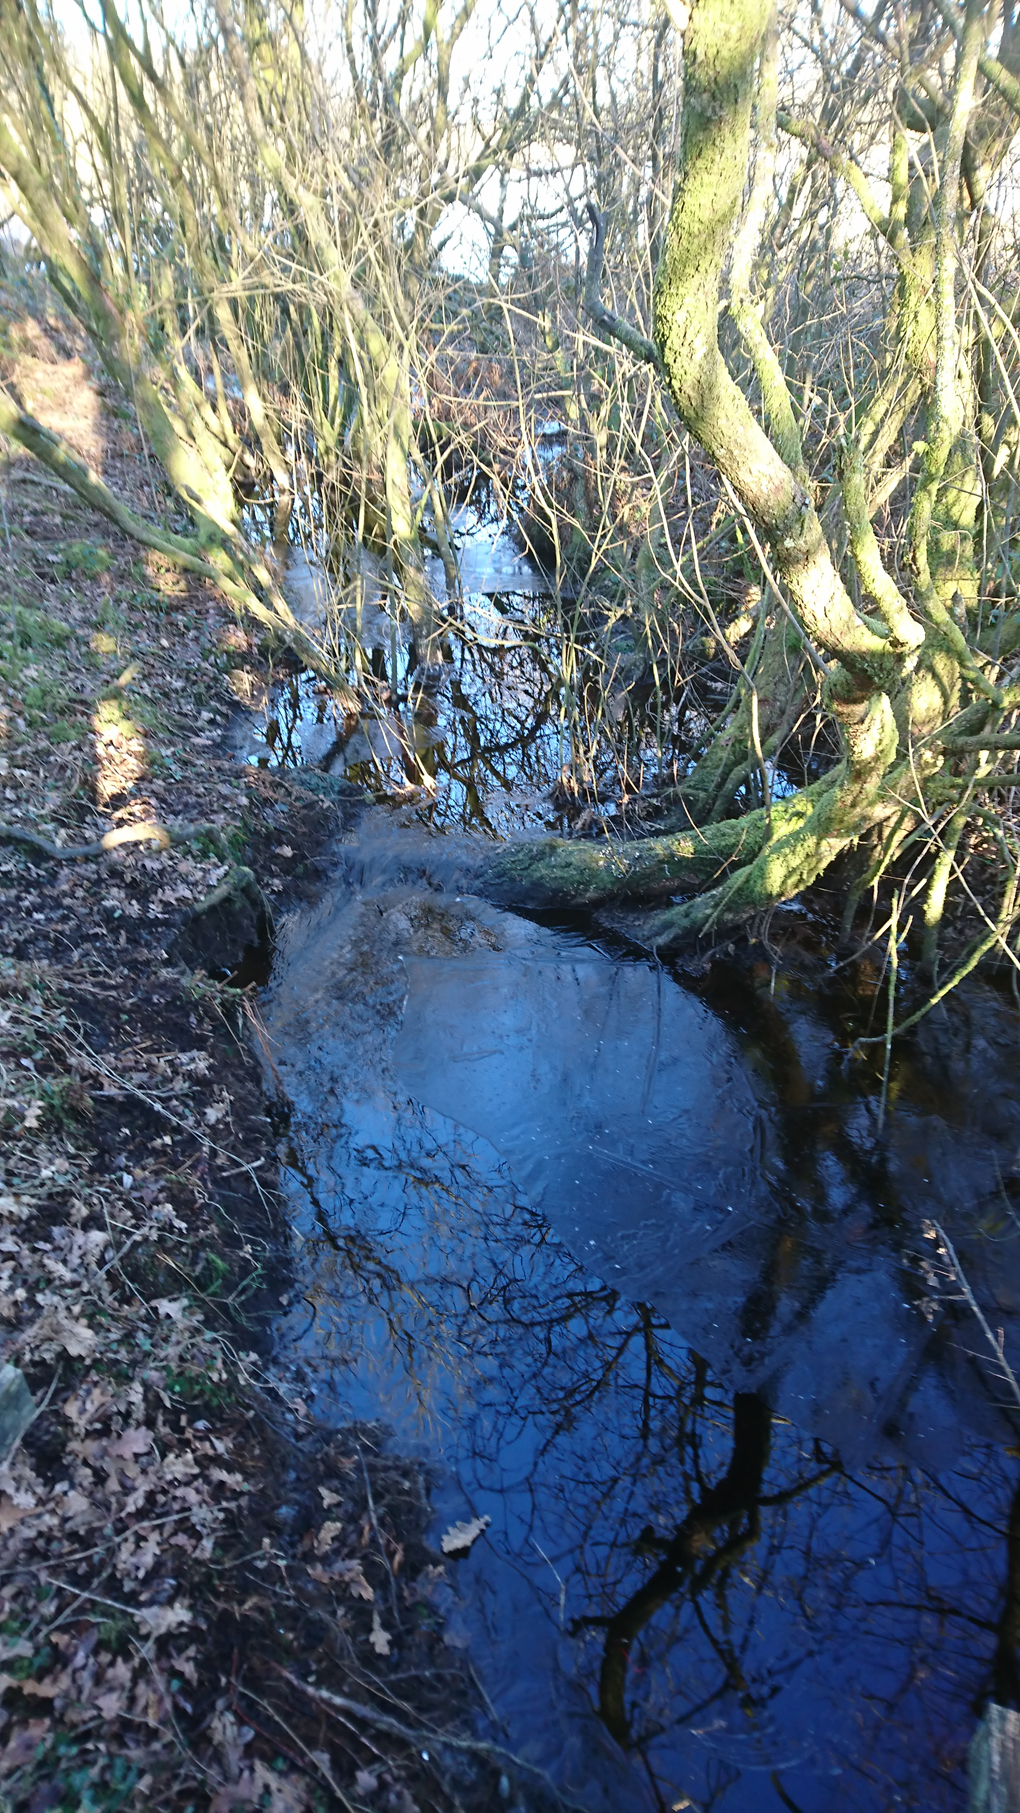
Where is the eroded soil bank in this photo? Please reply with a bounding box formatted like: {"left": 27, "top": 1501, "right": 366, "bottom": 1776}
{"left": 0, "top": 277, "right": 508, "bottom": 1813}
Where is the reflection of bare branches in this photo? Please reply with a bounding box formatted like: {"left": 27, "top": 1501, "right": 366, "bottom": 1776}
{"left": 273, "top": 916, "right": 1020, "bottom": 1806}
{"left": 594, "top": 1393, "right": 772, "bottom": 1746}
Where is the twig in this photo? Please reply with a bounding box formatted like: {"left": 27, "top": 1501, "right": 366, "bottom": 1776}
{"left": 275, "top": 1667, "right": 591, "bottom": 1810}
{"left": 235, "top": 1680, "right": 358, "bottom": 1810}
{"left": 355, "top": 1442, "right": 399, "bottom": 1618}
{"left": 582, "top": 204, "right": 663, "bottom": 372}
{"left": 933, "top": 1220, "right": 1020, "bottom": 1410}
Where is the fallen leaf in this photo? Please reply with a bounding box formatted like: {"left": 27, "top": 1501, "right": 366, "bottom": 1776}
{"left": 0, "top": 1718, "right": 50, "bottom": 1777}
{"left": 439, "top": 1514, "right": 491, "bottom": 1556}
{"left": 276, "top": 845, "right": 293, "bottom": 858}
{"left": 18, "top": 1103, "right": 41, "bottom": 1132}
{"left": 170, "top": 1644, "right": 197, "bottom": 1686}
{"left": 95, "top": 1655, "right": 134, "bottom": 1720}
{"left": 106, "top": 1426, "right": 153, "bottom": 1460}
{"left": 318, "top": 1486, "right": 340, "bottom": 1508}
{"left": 306, "top": 1557, "right": 374, "bottom": 1599}
{"left": 369, "top": 1609, "right": 391, "bottom": 1656}
{"left": 0, "top": 1495, "right": 39, "bottom": 1534}
{"left": 152, "top": 1296, "right": 189, "bottom": 1321}
{"left": 24, "top": 1308, "right": 95, "bottom": 1359}
{"left": 314, "top": 1519, "right": 343, "bottom": 1556}
{"left": 339, "top": 1560, "right": 374, "bottom": 1600}
{"left": 354, "top": 1768, "right": 379, "bottom": 1795}
{"left": 386, "top": 1792, "right": 420, "bottom": 1813}
{"left": 210, "top": 1762, "right": 309, "bottom": 1813}
{"left": 17, "top": 1675, "right": 63, "bottom": 1700}
{"left": 210, "top": 1774, "right": 259, "bottom": 1812}
{"left": 210, "top": 1707, "right": 253, "bottom": 1776}
{"left": 135, "top": 1600, "right": 192, "bottom": 1637}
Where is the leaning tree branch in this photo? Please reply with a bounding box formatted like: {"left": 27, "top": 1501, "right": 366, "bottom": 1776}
{"left": 0, "top": 390, "right": 360, "bottom": 708}
{"left": 777, "top": 113, "right": 901, "bottom": 252}
{"left": 582, "top": 204, "right": 663, "bottom": 371}
{"left": 932, "top": 0, "right": 1020, "bottom": 119}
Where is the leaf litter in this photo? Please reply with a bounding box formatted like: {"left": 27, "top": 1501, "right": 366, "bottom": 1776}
{"left": 0, "top": 281, "right": 518, "bottom": 1812}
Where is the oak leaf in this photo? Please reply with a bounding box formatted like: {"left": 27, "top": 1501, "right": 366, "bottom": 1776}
{"left": 439, "top": 1514, "right": 491, "bottom": 1556}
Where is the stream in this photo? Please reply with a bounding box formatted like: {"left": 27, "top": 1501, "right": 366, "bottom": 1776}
{"left": 249, "top": 518, "right": 1020, "bottom": 1812}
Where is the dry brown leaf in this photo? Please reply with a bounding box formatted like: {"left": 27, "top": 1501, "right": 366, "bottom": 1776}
{"left": 25, "top": 1307, "right": 95, "bottom": 1359}
{"left": 0, "top": 1718, "right": 50, "bottom": 1777}
{"left": 339, "top": 1560, "right": 374, "bottom": 1600}
{"left": 0, "top": 1495, "right": 40, "bottom": 1534}
{"left": 318, "top": 1486, "right": 340, "bottom": 1508}
{"left": 439, "top": 1514, "right": 491, "bottom": 1556}
{"left": 385, "top": 1791, "right": 420, "bottom": 1813}
{"left": 210, "top": 1763, "right": 309, "bottom": 1813}
{"left": 306, "top": 1557, "right": 374, "bottom": 1599}
{"left": 313, "top": 1519, "right": 343, "bottom": 1556}
{"left": 17, "top": 1674, "right": 64, "bottom": 1700}
{"left": 210, "top": 1775, "right": 260, "bottom": 1812}
{"left": 106, "top": 1426, "right": 153, "bottom": 1461}
{"left": 135, "top": 1599, "right": 192, "bottom": 1637}
{"left": 169, "top": 1643, "right": 197, "bottom": 1686}
{"left": 369, "top": 1609, "right": 391, "bottom": 1656}
{"left": 152, "top": 1295, "right": 190, "bottom": 1321}
{"left": 162, "top": 1452, "right": 198, "bottom": 1483}
{"left": 94, "top": 1655, "right": 133, "bottom": 1720}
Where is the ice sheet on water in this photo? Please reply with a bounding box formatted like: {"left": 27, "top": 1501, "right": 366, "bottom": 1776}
{"left": 394, "top": 947, "right": 762, "bottom": 1274}
{"left": 392, "top": 925, "right": 998, "bottom": 1464}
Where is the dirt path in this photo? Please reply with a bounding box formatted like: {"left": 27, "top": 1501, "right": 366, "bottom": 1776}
{"left": 0, "top": 274, "right": 505, "bottom": 1813}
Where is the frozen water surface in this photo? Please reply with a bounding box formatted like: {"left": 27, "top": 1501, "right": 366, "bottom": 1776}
{"left": 262, "top": 818, "right": 1020, "bottom": 1813}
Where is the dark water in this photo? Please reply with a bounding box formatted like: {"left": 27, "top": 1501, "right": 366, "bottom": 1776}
{"left": 244, "top": 507, "right": 670, "bottom": 835}
{"left": 260, "top": 818, "right": 1020, "bottom": 1813}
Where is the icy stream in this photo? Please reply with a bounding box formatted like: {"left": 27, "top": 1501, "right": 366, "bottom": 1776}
{"left": 258, "top": 811, "right": 1020, "bottom": 1813}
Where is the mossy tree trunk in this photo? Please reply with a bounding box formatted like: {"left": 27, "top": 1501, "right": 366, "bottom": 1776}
{"left": 488, "top": 0, "right": 1020, "bottom": 964}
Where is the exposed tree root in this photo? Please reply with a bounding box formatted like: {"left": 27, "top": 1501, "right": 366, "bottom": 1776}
{"left": 485, "top": 696, "right": 904, "bottom": 951}
{"left": 173, "top": 863, "right": 274, "bottom": 977}
{"left": 0, "top": 818, "right": 229, "bottom": 861}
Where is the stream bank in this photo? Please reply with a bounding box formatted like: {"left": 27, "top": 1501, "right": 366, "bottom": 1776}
{"left": 4, "top": 273, "right": 1020, "bottom": 1813}
{"left": 0, "top": 281, "right": 517, "bottom": 1813}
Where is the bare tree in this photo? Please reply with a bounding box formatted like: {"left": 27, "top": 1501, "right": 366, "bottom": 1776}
{"left": 491, "top": 0, "right": 1020, "bottom": 986}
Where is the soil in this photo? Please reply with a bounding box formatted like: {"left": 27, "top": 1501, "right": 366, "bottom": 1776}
{"left": 0, "top": 271, "right": 508, "bottom": 1812}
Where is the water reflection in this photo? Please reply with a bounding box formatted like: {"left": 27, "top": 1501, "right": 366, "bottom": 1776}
{"left": 263, "top": 839, "right": 1020, "bottom": 1811}
{"left": 243, "top": 508, "right": 678, "bottom": 835}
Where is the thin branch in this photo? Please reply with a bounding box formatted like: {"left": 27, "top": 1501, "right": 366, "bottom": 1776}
{"left": 582, "top": 203, "right": 662, "bottom": 372}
